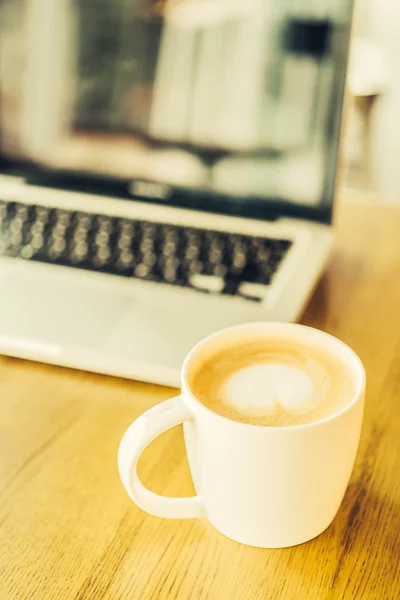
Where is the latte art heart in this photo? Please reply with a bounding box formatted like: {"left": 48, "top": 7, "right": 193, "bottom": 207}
{"left": 190, "top": 336, "right": 354, "bottom": 427}
{"left": 223, "top": 364, "right": 315, "bottom": 417}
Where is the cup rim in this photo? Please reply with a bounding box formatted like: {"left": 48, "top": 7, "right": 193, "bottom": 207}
{"left": 182, "top": 322, "right": 366, "bottom": 431}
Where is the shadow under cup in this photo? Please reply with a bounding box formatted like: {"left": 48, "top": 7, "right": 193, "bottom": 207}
{"left": 181, "top": 322, "right": 366, "bottom": 548}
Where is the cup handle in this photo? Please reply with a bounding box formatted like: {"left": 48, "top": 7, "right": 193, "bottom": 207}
{"left": 118, "top": 395, "right": 205, "bottom": 519}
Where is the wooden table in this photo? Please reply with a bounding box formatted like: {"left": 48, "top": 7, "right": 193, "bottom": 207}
{"left": 0, "top": 198, "right": 399, "bottom": 600}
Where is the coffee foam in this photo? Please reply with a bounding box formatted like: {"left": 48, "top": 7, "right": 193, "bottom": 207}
{"left": 190, "top": 336, "right": 354, "bottom": 427}
{"left": 223, "top": 363, "right": 314, "bottom": 417}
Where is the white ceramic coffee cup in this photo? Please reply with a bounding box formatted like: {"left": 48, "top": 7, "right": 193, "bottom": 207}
{"left": 118, "top": 323, "right": 365, "bottom": 548}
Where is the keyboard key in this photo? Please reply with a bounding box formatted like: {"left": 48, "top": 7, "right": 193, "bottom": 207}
{"left": 238, "top": 282, "right": 269, "bottom": 301}
{"left": 189, "top": 274, "right": 225, "bottom": 294}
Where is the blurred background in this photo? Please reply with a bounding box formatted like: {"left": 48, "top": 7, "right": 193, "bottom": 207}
{"left": 0, "top": 0, "right": 351, "bottom": 208}
{"left": 342, "top": 1, "right": 396, "bottom": 199}
{"left": 1, "top": 0, "right": 397, "bottom": 203}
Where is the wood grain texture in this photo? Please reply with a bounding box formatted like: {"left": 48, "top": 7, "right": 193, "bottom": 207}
{"left": 0, "top": 197, "right": 399, "bottom": 600}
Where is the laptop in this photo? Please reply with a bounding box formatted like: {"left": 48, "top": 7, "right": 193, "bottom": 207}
{"left": 0, "top": 0, "right": 354, "bottom": 386}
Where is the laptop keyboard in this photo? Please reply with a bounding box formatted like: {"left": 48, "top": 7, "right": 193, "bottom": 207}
{"left": 0, "top": 201, "right": 292, "bottom": 301}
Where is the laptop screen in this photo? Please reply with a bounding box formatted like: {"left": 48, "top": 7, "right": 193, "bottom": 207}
{"left": 0, "top": 0, "right": 354, "bottom": 223}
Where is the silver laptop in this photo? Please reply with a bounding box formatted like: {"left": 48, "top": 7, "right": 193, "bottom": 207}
{"left": 0, "top": 0, "right": 354, "bottom": 386}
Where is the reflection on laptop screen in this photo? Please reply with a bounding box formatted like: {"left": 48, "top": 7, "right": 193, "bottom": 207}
{"left": 0, "top": 0, "right": 354, "bottom": 214}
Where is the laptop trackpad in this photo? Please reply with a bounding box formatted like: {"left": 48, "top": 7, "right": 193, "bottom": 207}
{"left": 0, "top": 271, "right": 132, "bottom": 349}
